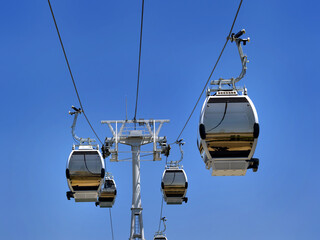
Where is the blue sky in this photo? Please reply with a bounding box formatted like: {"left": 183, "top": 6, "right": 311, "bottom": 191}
{"left": 0, "top": 0, "right": 319, "bottom": 239}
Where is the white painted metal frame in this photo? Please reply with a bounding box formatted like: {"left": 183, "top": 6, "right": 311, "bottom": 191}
{"left": 97, "top": 173, "right": 117, "bottom": 208}
{"left": 101, "top": 120, "right": 169, "bottom": 162}
{"left": 66, "top": 144, "right": 105, "bottom": 202}
{"left": 210, "top": 29, "right": 250, "bottom": 89}
{"left": 199, "top": 93, "right": 259, "bottom": 176}
{"left": 161, "top": 166, "right": 188, "bottom": 204}
{"left": 101, "top": 119, "right": 169, "bottom": 240}
{"left": 198, "top": 29, "right": 260, "bottom": 176}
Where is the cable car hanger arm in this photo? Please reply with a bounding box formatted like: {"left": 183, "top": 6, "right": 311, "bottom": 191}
{"left": 69, "top": 106, "right": 96, "bottom": 145}
{"left": 166, "top": 139, "right": 185, "bottom": 167}
{"left": 211, "top": 29, "right": 250, "bottom": 88}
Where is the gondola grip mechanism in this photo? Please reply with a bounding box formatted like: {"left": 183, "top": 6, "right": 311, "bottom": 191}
{"left": 233, "top": 29, "right": 245, "bottom": 39}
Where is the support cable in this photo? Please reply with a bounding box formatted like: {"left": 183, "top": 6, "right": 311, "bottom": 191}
{"left": 157, "top": 156, "right": 166, "bottom": 233}
{"left": 175, "top": 0, "right": 243, "bottom": 141}
{"left": 48, "top": 2, "right": 114, "bottom": 237}
{"left": 109, "top": 209, "right": 115, "bottom": 240}
{"left": 157, "top": 197, "right": 164, "bottom": 232}
{"left": 47, "top": 0, "right": 103, "bottom": 145}
{"left": 133, "top": 0, "right": 145, "bottom": 121}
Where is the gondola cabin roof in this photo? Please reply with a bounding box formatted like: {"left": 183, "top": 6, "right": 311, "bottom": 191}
{"left": 78, "top": 145, "right": 94, "bottom": 150}
{"left": 153, "top": 235, "right": 167, "bottom": 240}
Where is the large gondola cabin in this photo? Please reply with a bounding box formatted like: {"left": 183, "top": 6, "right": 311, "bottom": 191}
{"left": 198, "top": 91, "right": 259, "bottom": 176}
{"left": 66, "top": 145, "right": 105, "bottom": 202}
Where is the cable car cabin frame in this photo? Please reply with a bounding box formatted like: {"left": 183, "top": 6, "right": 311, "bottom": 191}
{"left": 96, "top": 177, "right": 117, "bottom": 208}
{"left": 66, "top": 144, "right": 105, "bottom": 202}
{"left": 198, "top": 91, "right": 259, "bottom": 176}
{"left": 161, "top": 167, "right": 188, "bottom": 205}
{"left": 153, "top": 234, "right": 167, "bottom": 240}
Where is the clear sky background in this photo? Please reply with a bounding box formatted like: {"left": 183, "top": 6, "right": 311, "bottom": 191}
{"left": 0, "top": 0, "right": 319, "bottom": 239}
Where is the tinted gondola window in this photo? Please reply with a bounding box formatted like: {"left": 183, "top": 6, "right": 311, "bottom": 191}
{"left": 69, "top": 151, "right": 102, "bottom": 175}
{"left": 105, "top": 180, "right": 115, "bottom": 188}
{"left": 204, "top": 97, "right": 255, "bottom": 158}
{"left": 162, "top": 170, "right": 186, "bottom": 186}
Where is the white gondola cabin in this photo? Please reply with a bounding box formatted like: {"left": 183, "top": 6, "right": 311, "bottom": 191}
{"left": 66, "top": 145, "right": 105, "bottom": 202}
{"left": 161, "top": 167, "right": 188, "bottom": 204}
{"left": 154, "top": 234, "right": 167, "bottom": 240}
{"left": 198, "top": 92, "right": 259, "bottom": 176}
{"left": 96, "top": 176, "right": 117, "bottom": 208}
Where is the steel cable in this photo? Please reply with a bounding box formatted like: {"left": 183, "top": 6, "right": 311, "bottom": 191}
{"left": 157, "top": 197, "right": 164, "bottom": 232}
{"left": 109, "top": 209, "right": 115, "bottom": 240}
{"left": 47, "top": 0, "right": 103, "bottom": 145}
{"left": 176, "top": 0, "right": 243, "bottom": 141}
{"left": 133, "top": 0, "right": 145, "bottom": 121}
{"left": 48, "top": 1, "right": 114, "bottom": 238}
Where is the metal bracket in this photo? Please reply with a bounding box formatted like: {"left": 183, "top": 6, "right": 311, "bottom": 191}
{"left": 101, "top": 119, "right": 169, "bottom": 162}
{"left": 166, "top": 139, "right": 185, "bottom": 167}
{"left": 155, "top": 217, "right": 167, "bottom": 237}
{"left": 101, "top": 119, "right": 169, "bottom": 240}
{"left": 69, "top": 106, "right": 96, "bottom": 145}
{"left": 210, "top": 29, "right": 250, "bottom": 92}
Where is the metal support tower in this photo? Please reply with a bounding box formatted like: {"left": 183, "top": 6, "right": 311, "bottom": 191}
{"left": 101, "top": 119, "right": 169, "bottom": 240}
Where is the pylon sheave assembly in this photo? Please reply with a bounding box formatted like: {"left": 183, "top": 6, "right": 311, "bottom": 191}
{"left": 198, "top": 29, "right": 260, "bottom": 176}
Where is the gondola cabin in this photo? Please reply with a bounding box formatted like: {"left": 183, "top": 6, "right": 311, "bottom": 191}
{"left": 198, "top": 91, "right": 259, "bottom": 176}
{"left": 161, "top": 167, "right": 188, "bottom": 205}
{"left": 66, "top": 145, "right": 105, "bottom": 202}
{"left": 96, "top": 177, "right": 117, "bottom": 208}
{"left": 154, "top": 234, "right": 167, "bottom": 240}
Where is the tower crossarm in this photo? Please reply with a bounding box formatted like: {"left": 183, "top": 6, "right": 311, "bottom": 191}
{"left": 101, "top": 119, "right": 169, "bottom": 162}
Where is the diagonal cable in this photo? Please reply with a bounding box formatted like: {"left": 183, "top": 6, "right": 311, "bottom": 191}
{"left": 133, "top": 0, "right": 145, "bottom": 121}
{"left": 109, "top": 209, "right": 115, "bottom": 240}
{"left": 176, "top": 0, "right": 243, "bottom": 141}
{"left": 47, "top": 0, "right": 103, "bottom": 145}
{"left": 157, "top": 197, "right": 164, "bottom": 232}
